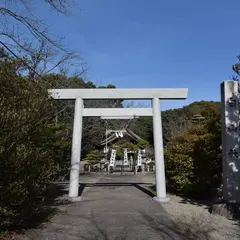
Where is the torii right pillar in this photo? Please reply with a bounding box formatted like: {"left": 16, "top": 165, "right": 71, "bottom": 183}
{"left": 221, "top": 80, "right": 240, "bottom": 203}
{"left": 152, "top": 97, "right": 169, "bottom": 202}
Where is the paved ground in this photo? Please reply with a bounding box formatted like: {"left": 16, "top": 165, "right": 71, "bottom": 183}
{"left": 27, "top": 173, "right": 184, "bottom": 240}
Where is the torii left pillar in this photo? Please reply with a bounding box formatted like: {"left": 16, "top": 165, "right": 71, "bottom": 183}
{"left": 69, "top": 98, "right": 83, "bottom": 200}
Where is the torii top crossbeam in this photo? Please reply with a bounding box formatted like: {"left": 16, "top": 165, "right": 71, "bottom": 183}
{"left": 49, "top": 88, "right": 188, "bottom": 100}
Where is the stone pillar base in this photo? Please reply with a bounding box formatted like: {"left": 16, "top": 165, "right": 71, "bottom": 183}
{"left": 209, "top": 202, "right": 240, "bottom": 220}
{"left": 152, "top": 196, "right": 170, "bottom": 203}
{"left": 69, "top": 196, "right": 82, "bottom": 202}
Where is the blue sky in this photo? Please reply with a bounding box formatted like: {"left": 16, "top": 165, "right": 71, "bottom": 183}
{"left": 29, "top": 1, "right": 240, "bottom": 109}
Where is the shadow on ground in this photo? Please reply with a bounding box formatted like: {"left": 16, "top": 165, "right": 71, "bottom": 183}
{"left": 82, "top": 182, "right": 156, "bottom": 198}
{"left": 149, "top": 184, "right": 211, "bottom": 209}
{"left": 5, "top": 181, "right": 238, "bottom": 240}
{"left": 4, "top": 183, "right": 70, "bottom": 233}
{"left": 3, "top": 182, "right": 153, "bottom": 233}
{"left": 57, "top": 211, "right": 215, "bottom": 240}
{"left": 139, "top": 213, "right": 214, "bottom": 240}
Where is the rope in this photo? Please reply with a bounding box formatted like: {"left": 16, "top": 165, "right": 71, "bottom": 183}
{"left": 124, "top": 114, "right": 136, "bottom": 129}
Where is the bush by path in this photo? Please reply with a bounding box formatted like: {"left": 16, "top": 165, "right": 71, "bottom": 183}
{"left": 0, "top": 58, "right": 70, "bottom": 230}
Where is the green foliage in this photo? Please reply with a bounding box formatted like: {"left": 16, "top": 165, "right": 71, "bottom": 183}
{"left": 105, "top": 136, "right": 151, "bottom": 161}
{"left": 42, "top": 74, "right": 123, "bottom": 157}
{"left": 232, "top": 55, "right": 240, "bottom": 80}
{"left": 136, "top": 139, "right": 150, "bottom": 149}
{"left": 116, "top": 148, "right": 123, "bottom": 159}
{"left": 162, "top": 108, "right": 187, "bottom": 144}
{"left": 106, "top": 147, "right": 128, "bottom": 160}
{"left": 130, "top": 117, "right": 153, "bottom": 145}
{"left": 161, "top": 101, "right": 220, "bottom": 144}
{"left": 106, "top": 84, "right": 116, "bottom": 88}
{"left": 83, "top": 149, "right": 100, "bottom": 164}
{"left": 98, "top": 84, "right": 116, "bottom": 88}
{"left": 119, "top": 142, "right": 138, "bottom": 151}
{"left": 164, "top": 101, "right": 222, "bottom": 199}
{"left": 0, "top": 58, "right": 70, "bottom": 229}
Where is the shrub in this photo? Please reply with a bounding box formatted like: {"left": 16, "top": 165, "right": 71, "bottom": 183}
{"left": 165, "top": 121, "right": 222, "bottom": 199}
{"left": 83, "top": 149, "right": 101, "bottom": 164}
{"left": 0, "top": 60, "right": 70, "bottom": 229}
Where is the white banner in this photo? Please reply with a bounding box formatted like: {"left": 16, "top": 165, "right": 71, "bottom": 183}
{"left": 137, "top": 149, "right": 142, "bottom": 166}
{"left": 123, "top": 148, "right": 129, "bottom": 166}
{"left": 109, "top": 149, "right": 116, "bottom": 167}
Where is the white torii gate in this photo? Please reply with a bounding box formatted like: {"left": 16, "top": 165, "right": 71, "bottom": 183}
{"left": 49, "top": 88, "right": 188, "bottom": 202}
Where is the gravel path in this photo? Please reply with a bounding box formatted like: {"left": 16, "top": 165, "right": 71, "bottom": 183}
{"left": 160, "top": 193, "right": 240, "bottom": 240}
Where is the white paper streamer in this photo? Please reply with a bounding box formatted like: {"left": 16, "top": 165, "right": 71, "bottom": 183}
{"left": 123, "top": 148, "right": 129, "bottom": 166}
{"left": 137, "top": 149, "right": 142, "bottom": 166}
{"left": 109, "top": 149, "right": 116, "bottom": 167}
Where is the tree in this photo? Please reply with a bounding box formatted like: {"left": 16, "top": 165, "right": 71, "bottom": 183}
{"left": 40, "top": 73, "right": 125, "bottom": 158}
{"left": 0, "top": 55, "right": 71, "bottom": 229}
{"left": 116, "top": 148, "right": 124, "bottom": 159}
{"left": 83, "top": 150, "right": 101, "bottom": 165}
{"left": 129, "top": 116, "right": 153, "bottom": 145}
{"left": 164, "top": 101, "right": 222, "bottom": 199}
{"left": 0, "top": 0, "right": 83, "bottom": 79}
{"left": 136, "top": 139, "right": 150, "bottom": 149}
{"left": 232, "top": 55, "right": 240, "bottom": 81}
{"left": 191, "top": 114, "right": 205, "bottom": 124}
